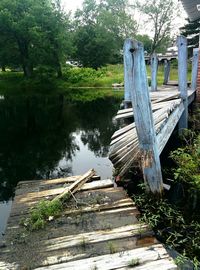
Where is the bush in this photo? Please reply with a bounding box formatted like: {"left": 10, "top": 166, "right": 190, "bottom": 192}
{"left": 62, "top": 67, "right": 106, "bottom": 83}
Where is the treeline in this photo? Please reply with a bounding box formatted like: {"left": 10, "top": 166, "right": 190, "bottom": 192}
{"left": 0, "top": 0, "right": 189, "bottom": 78}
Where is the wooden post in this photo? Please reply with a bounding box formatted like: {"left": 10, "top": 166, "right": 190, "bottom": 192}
{"left": 123, "top": 40, "right": 133, "bottom": 107}
{"left": 124, "top": 39, "right": 163, "bottom": 194}
{"left": 163, "top": 60, "right": 170, "bottom": 85}
{"left": 191, "top": 48, "right": 199, "bottom": 90}
{"left": 151, "top": 53, "right": 158, "bottom": 91}
{"left": 177, "top": 35, "right": 188, "bottom": 132}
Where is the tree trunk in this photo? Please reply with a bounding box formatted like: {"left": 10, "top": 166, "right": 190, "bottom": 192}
{"left": 17, "top": 39, "right": 33, "bottom": 78}
{"left": 56, "top": 62, "right": 62, "bottom": 78}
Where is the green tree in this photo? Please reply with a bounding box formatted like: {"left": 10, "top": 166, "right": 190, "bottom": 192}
{"left": 181, "top": 19, "right": 200, "bottom": 56}
{"left": 136, "top": 0, "right": 177, "bottom": 53}
{"left": 0, "top": 0, "right": 71, "bottom": 77}
{"left": 135, "top": 34, "right": 152, "bottom": 53}
{"left": 73, "top": 0, "right": 137, "bottom": 68}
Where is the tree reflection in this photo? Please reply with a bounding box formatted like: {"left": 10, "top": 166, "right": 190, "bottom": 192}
{"left": 0, "top": 95, "right": 119, "bottom": 201}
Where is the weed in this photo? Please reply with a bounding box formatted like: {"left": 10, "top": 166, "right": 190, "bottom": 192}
{"left": 107, "top": 241, "right": 117, "bottom": 254}
{"left": 80, "top": 236, "right": 88, "bottom": 249}
{"left": 127, "top": 258, "right": 140, "bottom": 268}
{"left": 21, "top": 199, "right": 63, "bottom": 231}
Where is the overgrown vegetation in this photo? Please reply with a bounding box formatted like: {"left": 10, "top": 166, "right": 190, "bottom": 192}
{"left": 0, "top": 63, "right": 187, "bottom": 96}
{"left": 133, "top": 130, "right": 200, "bottom": 268}
{"left": 20, "top": 199, "right": 63, "bottom": 231}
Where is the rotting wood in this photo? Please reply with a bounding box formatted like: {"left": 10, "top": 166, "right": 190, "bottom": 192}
{"left": 35, "top": 244, "right": 176, "bottom": 270}
{"left": 122, "top": 39, "right": 163, "bottom": 194}
{"left": 52, "top": 169, "right": 96, "bottom": 202}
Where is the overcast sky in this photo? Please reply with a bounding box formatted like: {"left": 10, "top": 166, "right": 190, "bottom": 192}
{"left": 61, "top": 0, "right": 83, "bottom": 13}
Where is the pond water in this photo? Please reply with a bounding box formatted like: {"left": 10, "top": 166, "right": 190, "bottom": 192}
{"left": 0, "top": 94, "right": 120, "bottom": 240}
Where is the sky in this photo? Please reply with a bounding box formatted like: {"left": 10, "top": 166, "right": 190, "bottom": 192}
{"left": 61, "top": 0, "right": 83, "bottom": 13}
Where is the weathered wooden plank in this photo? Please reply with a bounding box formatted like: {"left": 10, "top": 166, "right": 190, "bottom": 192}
{"left": 177, "top": 35, "right": 188, "bottom": 132}
{"left": 124, "top": 39, "right": 163, "bottom": 193}
{"left": 157, "top": 103, "right": 185, "bottom": 153}
{"left": 115, "top": 99, "right": 181, "bottom": 120}
{"left": 151, "top": 53, "right": 158, "bottom": 91}
{"left": 52, "top": 169, "right": 95, "bottom": 202}
{"left": 39, "top": 224, "right": 149, "bottom": 252}
{"left": 118, "top": 259, "right": 177, "bottom": 270}
{"left": 35, "top": 244, "right": 174, "bottom": 270}
{"left": 123, "top": 38, "right": 133, "bottom": 104}
{"left": 15, "top": 176, "right": 81, "bottom": 196}
{"left": 163, "top": 60, "right": 171, "bottom": 85}
{"left": 191, "top": 48, "right": 199, "bottom": 90}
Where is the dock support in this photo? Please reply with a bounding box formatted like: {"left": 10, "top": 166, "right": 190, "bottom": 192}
{"left": 123, "top": 40, "right": 133, "bottom": 108}
{"left": 124, "top": 39, "right": 163, "bottom": 194}
{"left": 163, "top": 60, "right": 170, "bottom": 85}
{"left": 151, "top": 53, "right": 158, "bottom": 91}
{"left": 177, "top": 35, "right": 188, "bottom": 132}
{"left": 191, "top": 48, "right": 199, "bottom": 90}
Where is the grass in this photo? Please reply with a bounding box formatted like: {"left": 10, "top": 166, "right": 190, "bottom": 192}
{"left": 20, "top": 199, "right": 63, "bottom": 231}
{"left": 132, "top": 130, "right": 200, "bottom": 269}
{"left": 107, "top": 241, "right": 117, "bottom": 254}
{"left": 0, "top": 63, "right": 192, "bottom": 99}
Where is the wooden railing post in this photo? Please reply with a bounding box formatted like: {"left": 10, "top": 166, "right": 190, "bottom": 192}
{"left": 191, "top": 48, "right": 199, "bottom": 90}
{"left": 123, "top": 40, "right": 133, "bottom": 107}
{"left": 151, "top": 53, "right": 158, "bottom": 91}
{"left": 163, "top": 60, "right": 170, "bottom": 85}
{"left": 124, "top": 39, "right": 163, "bottom": 194}
{"left": 177, "top": 35, "right": 188, "bottom": 132}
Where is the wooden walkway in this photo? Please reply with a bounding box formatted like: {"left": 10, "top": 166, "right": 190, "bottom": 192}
{"left": 0, "top": 174, "right": 177, "bottom": 269}
{"left": 109, "top": 86, "right": 196, "bottom": 177}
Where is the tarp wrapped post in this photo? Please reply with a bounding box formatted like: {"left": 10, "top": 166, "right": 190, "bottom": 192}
{"left": 123, "top": 39, "right": 163, "bottom": 194}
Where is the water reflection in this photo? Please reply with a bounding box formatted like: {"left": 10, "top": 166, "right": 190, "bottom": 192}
{"left": 0, "top": 95, "right": 119, "bottom": 201}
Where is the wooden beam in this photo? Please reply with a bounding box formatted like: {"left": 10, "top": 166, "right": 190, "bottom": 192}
{"left": 191, "top": 48, "right": 199, "bottom": 90}
{"left": 157, "top": 102, "right": 185, "bottom": 154}
{"left": 163, "top": 60, "right": 170, "bottom": 85}
{"left": 124, "top": 39, "right": 163, "bottom": 194}
{"left": 123, "top": 39, "right": 133, "bottom": 105}
{"left": 177, "top": 35, "right": 188, "bottom": 132}
{"left": 151, "top": 53, "right": 158, "bottom": 91}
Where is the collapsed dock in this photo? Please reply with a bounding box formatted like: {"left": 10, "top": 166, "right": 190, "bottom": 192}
{"left": 0, "top": 171, "right": 176, "bottom": 269}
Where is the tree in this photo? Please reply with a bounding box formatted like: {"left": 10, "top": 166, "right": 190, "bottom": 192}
{"left": 136, "top": 0, "right": 177, "bottom": 53}
{"left": 0, "top": 0, "right": 71, "bottom": 77}
{"left": 135, "top": 34, "right": 152, "bottom": 53}
{"left": 73, "top": 0, "right": 137, "bottom": 68}
{"left": 181, "top": 19, "right": 200, "bottom": 56}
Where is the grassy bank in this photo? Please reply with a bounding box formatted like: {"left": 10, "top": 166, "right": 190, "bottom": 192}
{"left": 0, "top": 63, "right": 191, "bottom": 96}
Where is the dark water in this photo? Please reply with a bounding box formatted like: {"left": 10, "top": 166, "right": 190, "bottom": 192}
{"left": 0, "top": 94, "right": 120, "bottom": 239}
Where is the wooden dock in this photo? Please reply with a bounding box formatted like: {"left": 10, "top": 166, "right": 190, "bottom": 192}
{"left": 109, "top": 86, "right": 196, "bottom": 177}
{"left": 109, "top": 37, "right": 198, "bottom": 194}
{"left": 0, "top": 173, "right": 177, "bottom": 269}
